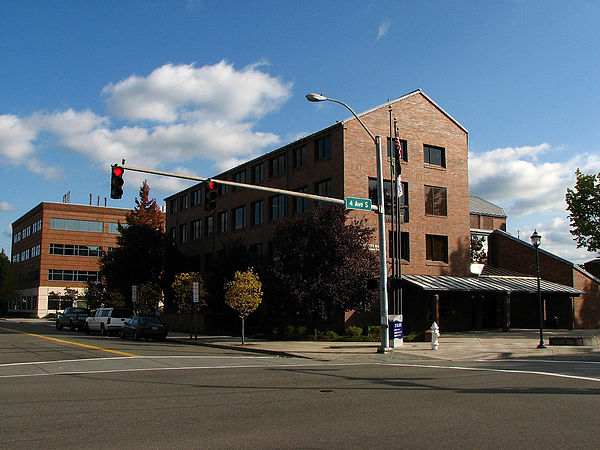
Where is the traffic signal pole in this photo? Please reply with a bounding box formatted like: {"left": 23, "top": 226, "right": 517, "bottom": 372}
{"left": 118, "top": 164, "right": 380, "bottom": 211}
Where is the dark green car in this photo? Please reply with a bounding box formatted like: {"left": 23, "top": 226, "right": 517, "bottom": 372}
{"left": 56, "top": 307, "right": 91, "bottom": 331}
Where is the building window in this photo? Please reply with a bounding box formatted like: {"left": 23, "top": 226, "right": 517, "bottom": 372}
{"left": 425, "top": 186, "right": 447, "bottom": 216}
{"left": 170, "top": 227, "right": 176, "bottom": 242}
{"left": 169, "top": 198, "right": 178, "bottom": 214}
{"left": 249, "top": 243, "right": 263, "bottom": 257}
{"left": 270, "top": 195, "right": 286, "bottom": 220}
{"left": 368, "top": 178, "right": 409, "bottom": 222}
{"left": 252, "top": 200, "right": 264, "bottom": 226}
{"left": 315, "top": 179, "right": 331, "bottom": 207}
{"left": 218, "top": 183, "right": 227, "bottom": 196}
{"left": 470, "top": 214, "right": 480, "bottom": 229}
{"left": 269, "top": 154, "right": 286, "bottom": 177}
{"left": 315, "top": 135, "right": 332, "bottom": 161}
{"left": 191, "top": 189, "right": 202, "bottom": 207}
{"left": 50, "top": 244, "right": 102, "bottom": 257}
{"left": 205, "top": 216, "right": 214, "bottom": 237}
{"left": 387, "top": 137, "right": 408, "bottom": 162}
{"left": 50, "top": 218, "right": 103, "bottom": 233}
{"left": 233, "top": 205, "right": 246, "bottom": 230}
{"left": 218, "top": 211, "right": 228, "bottom": 233}
{"left": 180, "top": 223, "right": 188, "bottom": 243}
{"left": 252, "top": 163, "right": 264, "bottom": 183}
{"left": 32, "top": 219, "right": 42, "bottom": 233}
{"left": 108, "top": 222, "right": 127, "bottom": 234}
{"left": 180, "top": 194, "right": 189, "bottom": 210}
{"left": 31, "top": 244, "right": 41, "bottom": 258}
{"left": 48, "top": 269, "right": 99, "bottom": 283}
{"left": 424, "top": 144, "right": 446, "bottom": 168}
{"left": 389, "top": 231, "right": 410, "bottom": 262}
{"left": 294, "top": 187, "right": 308, "bottom": 214}
{"left": 191, "top": 219, "right": 201, "bottom": 241}
{"left": 292, "top": 145, "right": 308, "bottom": 169}
{"left": 233, "top": 170, "right": 246, "bottom": 190}
{"left": 426, "top": 235, "right": 448, "bottom": 263}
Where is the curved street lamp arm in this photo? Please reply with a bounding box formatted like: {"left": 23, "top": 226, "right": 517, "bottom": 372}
{"left": 326, "top": 98, "right": 377, "bottom": 143}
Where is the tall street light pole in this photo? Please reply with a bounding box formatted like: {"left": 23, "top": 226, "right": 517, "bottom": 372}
{"left": 306, "top": 93, "right": 390, "bottom": 352}
{"left": 530, "top": 230, "right": 547, "bottom": 349}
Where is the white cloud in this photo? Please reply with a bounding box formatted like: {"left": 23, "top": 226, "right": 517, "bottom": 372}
{"left": 0, "top": 61, "right": 292, "bottom": 181}
{"left": 3, "top": 224, "right": 12, "bottom": 238}
{"left": 469, "top": 143, "right": 573, "bottom": 217}
{"left": 377, "top": 19, "right": 391, "bottom": 40}
{"left": 0, "top": 202, "right": 16, "bottom": 211}
{"left": 0, "top": 114, "right": 37, "bottom": 161}
{"left": 103, "top": 61, "right": 292, "bottom": 123}
{"left": 471, "top": 142, "right": 599, "bottom": 264}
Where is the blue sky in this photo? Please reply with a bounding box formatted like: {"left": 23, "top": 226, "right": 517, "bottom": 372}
{"left": 1, "top": 0, "right": 599, "bottom": 263}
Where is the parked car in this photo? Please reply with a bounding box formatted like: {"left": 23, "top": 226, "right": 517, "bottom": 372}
{"left": 85, "top": 307, "right": 135, "bottom": 336}
{"left": 120, "top": 316, "right": 168, "bottom": 341}
{"left": 56, "top": 307, "right": 91, "bottom": 331}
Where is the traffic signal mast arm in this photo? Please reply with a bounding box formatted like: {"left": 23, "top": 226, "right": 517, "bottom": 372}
{"left": 119, "top": 163, "right": 380, "bottom": 211}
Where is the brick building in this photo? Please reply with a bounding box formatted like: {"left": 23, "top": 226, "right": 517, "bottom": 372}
{"left": 10, "top": 202, "right": 130, "bottom": 317}
{"left": 165, "top": 89, "right": 471, "bottom": 282}
{"left": 487, "top": 230, "right": 600, "bottom": 329}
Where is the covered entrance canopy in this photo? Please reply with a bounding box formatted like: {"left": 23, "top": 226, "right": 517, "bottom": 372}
{"left": 399, "top": 275, "right": 582, "bottom": 332}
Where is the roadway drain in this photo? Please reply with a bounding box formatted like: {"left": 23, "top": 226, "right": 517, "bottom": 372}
{"left": 320, "top": 389, "right": 334, "bottom": 393}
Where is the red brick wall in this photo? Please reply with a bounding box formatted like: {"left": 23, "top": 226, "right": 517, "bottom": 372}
{"left": 488, "top": 232, "right": 574, "bottom": 285}
{"left": 573, "top": 270, "right": 600, "bottom": 328}
{"left": 343, "top": 92, "right": 470, "bottom": 276}
{"left": 167, "top": 92, "right": 471, "bottom": 276}
{"left": 11, "top": 202, "right": 130, "bottom": 290}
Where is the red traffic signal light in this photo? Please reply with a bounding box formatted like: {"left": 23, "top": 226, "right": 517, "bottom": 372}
{"left": 204, "top": 180, "right": 218, "bottom": 211}
{"left": 110, "top": 164, "right": 124, "bottom": 199}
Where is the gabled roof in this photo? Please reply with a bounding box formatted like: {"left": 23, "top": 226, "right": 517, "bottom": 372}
{"left": 341, "top": 89, "right": 468, "bottom": 134}
{"left": 402, "top": 274, "right": 582, "bottom": 295}
{"left": 490, "top": 229, "right": 600, "bottom": 285}
{"left": 469, "top": 195, "right": 507, "bottom": 218}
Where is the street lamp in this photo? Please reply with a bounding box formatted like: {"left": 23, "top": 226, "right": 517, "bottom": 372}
{"left": 306, "top": 93, "right": 390, "bottom": 352}
{"left": 530, "top": 230, "right": 546, "bottom": 349}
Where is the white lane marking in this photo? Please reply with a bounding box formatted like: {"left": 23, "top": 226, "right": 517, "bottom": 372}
{"left": 0, "top": 362, "right": 367, "bottom": 379}
{"left": 0, "top": 355, "right": 274, "bottom": 368}
{"left": 386, "top": 362, "right": 600, "bottom": 383}
{"left": 479, "top": 359, "right": 600, "bottom": 365}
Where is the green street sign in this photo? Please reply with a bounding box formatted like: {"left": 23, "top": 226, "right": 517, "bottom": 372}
{"left": 345, "top": 197, "right": 372, "bottom": 211}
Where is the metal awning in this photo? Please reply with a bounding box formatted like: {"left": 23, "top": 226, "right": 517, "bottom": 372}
{"left": 401, "top": 275, "right": 583, "bottom": 296}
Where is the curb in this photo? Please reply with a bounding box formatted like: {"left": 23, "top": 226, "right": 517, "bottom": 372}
{"left": 169, "top": 338, "right": 309, "bottom": 359}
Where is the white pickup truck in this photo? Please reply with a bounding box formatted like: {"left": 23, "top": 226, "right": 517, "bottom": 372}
{"left": 85, "top": 307, "right": 135, "bottom": 336}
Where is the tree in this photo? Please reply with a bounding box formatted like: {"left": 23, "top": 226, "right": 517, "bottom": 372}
{"left": 470, "top": 235, "right": 487, "bottom": 264}
{"left": 566, "top": 169, "right": 600, "bottom": 252}
{"left": 224, "top": 268, "right": 263, "bottom": 345}
{"left": 269, "top": 205, "right": 379, "bottom": 328}
{"left": 126, "top": 180, "right": 165, "bottom": 231}
{"left": 0, "top": 249, "right": 18, "bottom": 314}
{"left": 82, "top": 282, "right": 105, "bottom": 310}
{"left": 134, "top": 282, "right": 163, "bottom": 316}
{"left": 172, "top": 272, "right": 206, "bottom": 313}
{"left": 100, "top": 181, "right": 185, "bottom": 308}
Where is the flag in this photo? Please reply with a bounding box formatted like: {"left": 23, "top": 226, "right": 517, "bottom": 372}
{"left": 394, "top": 127, "right": 402, "bottom": 161}
{"left": 396, "top": 173, "right": 403, "bottom": 198}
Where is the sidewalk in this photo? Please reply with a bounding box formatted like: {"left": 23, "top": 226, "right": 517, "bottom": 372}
{"left": 170, "top": 329, "right": 600, "bottom": 362}
{"left": 4, "top": 319, "right": 598, "bottom": 362}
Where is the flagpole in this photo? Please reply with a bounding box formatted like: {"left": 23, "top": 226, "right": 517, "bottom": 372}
{"left": 388, "top": 106, "right": 396, "bottom": 315}
{"left": 394, "top": 117, "right": 403, "bottom": 318}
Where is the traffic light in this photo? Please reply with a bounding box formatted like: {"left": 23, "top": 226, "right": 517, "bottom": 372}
{"left": 204, "top": 180, "right": 218, "bottom": 211}
{"left": 110, "top": 164, "right": 124, "bottom": 199}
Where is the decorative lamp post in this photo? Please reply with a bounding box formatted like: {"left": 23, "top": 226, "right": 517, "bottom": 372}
{"left": 306, "top": 93, "right": 390, "bottom": 352}
{"left": 530, "top": 230, "right": 546, "bottom": 349}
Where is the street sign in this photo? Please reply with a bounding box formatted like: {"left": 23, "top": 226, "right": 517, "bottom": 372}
{"left": 131, "top": 285, "right": 137, "bottom": 303}
{"left": 345, "top": 197, "right": 372, "bottom": 211}
{"left": 192, "top": 281, "right": 199, "bottom": 303}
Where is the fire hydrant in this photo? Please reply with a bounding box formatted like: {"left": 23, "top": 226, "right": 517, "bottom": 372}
{"left": 431, "top": 322, "right": 440, "bottom": 350}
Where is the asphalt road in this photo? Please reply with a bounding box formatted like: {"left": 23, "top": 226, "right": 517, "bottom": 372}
{"left": 1, "top": 320, "right": 599, "bottom": 449}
